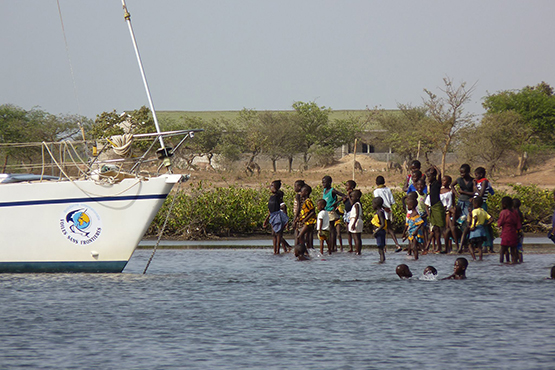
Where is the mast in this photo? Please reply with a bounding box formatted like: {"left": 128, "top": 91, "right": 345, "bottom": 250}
{"left": 121, "top": 1, "right": 172, "bottom": 169}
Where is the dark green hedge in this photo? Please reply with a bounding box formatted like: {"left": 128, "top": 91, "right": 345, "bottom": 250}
{"left": 147, "top": 183, "right": 554, "bottom": 238}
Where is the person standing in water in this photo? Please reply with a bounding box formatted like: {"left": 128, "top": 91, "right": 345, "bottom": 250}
{"left": 263, "top": 180, "right": 289, "bottom": 254}
{"left": 371, "top": 197, "right": 387, "bottom": 263}
{"left": 349, "top": 189, "right": 364, "bottom": 255}
{"left": 373, "top": 175, "right": 401, "bottom": 252}
{"left": 322, "top": 176, "right": 346, "bottom": 253}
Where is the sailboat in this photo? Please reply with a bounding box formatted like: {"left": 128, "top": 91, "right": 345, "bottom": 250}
{"left": 0, "top": 1, "right": 197, "bottom": 273}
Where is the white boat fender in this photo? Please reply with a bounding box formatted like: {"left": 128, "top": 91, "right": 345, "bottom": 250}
{"left": 91, "top": 251, "right": 99, "bottom": 259}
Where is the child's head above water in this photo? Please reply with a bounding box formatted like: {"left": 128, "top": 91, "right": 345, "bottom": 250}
{"left": 317, "top": 199, "right": 327, "bottom": 211}
{"left": 396, "top": 264, "right": 413, "bottom": 279}
{"left": 454, "top": 257, "right": 468, "bottom": 276}
{"left": 294, "top": 244, "right": 307, "bottom": 258}
{"left": 423, "top": 266, "right": 438, "bottom": 276}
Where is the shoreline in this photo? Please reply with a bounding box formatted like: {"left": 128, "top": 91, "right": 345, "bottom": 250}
{"left": 139, "top": 236, "right": 555, "bottom": 253}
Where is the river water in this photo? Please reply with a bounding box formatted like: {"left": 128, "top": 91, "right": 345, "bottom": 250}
{"left": 1, "top": 248, "right": 555, "bottom": 369}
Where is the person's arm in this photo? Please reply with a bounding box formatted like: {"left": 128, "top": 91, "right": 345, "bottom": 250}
{"left": 293, "top": 195, "right": 302, "bottom": 223}
{"left": 317, "top": 215, "right": 322, "bottom": 232}
{"left": 332, "top": 189, "right": 346, "bottom": 201}
{"left": 374, "top": 211, "right": 386, "bottom": 235}
{"left": 434, "top": 165, "right": 442, "bottom": 184}
{"left": 402, "top": 175, "right": 410, "bottom": 192}
{"left": 263, "top": 211, "right": 270, "bottom": 228}
{"left": 486, "top": 213, "right": 494, "bottom": 226}
{"left": 451, "top": 181, "right": 459, "bottom": 196}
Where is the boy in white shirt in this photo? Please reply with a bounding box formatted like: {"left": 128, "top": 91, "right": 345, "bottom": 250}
{"left": 317, "top": 199, "right": 331, "bottom": 255}
{"left": 373, "top": 176, "right": 401, "bottom": 251}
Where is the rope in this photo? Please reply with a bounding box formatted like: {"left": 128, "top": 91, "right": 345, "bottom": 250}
{"left": 41, "top": 141, "right": 143, "bottom": 196}
{"left": 143, "top": 181, "right": 183, "bottom": 274}
{"left": 110, "top": 134, "right": 134, "bottom": 156}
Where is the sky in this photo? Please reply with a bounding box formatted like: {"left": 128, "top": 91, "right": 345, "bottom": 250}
{"left": 1, "top": 0, "right": 554, "bottom": 120}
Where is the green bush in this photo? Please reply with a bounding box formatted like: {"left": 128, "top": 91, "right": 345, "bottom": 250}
{"left": 147, "top": 183, "right": 554, "bottom": 238}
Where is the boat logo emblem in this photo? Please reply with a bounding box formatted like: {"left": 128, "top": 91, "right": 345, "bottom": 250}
{"left": 60, "top": 204, "right": 102, "bottom": 245}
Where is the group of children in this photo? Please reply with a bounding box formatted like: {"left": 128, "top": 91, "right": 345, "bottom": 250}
{"left": 263, "top": 160, "right": 532, "bottom": 266}
{"left": 263, "top": 176, "right": 367, "bottom": 259}
{"left": 400, "top": 160, "right": 525, "bottom": 264}
{"left": 395, "top": 258, "right": 468, "bottom": 280}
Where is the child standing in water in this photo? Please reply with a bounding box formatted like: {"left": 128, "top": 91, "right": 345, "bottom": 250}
{"left": 468, "top": 197, "right": 493, "bottom": 261}
{"left": 342, "top": 180, "right": 356, "bottom": 253}
{"left": 322, "top": 176, "right": 345, "bottom": 253}
{"left": 512, "top": 198, "right": 524, "bottom": 263}
{"left": 374, "top": 176, "right": 401, "bottom": 252}
{"left": 474, "top": 167, "right": 494, "bottom": 252}
{"left": 292, "top": 179, "right": 306, "bottom": 245}
{"left": 452, "top": 164, "right": 474, "bottom": 249}
{"left": 263, "top": 180, "right": 289, "bottom": 254}
{"left": 349, "top": 189, "right": 364, "bottom": 255}
{"left": 404, "top": 197, "right": 424, "bottom": 260}
{"left": 371, "top": 197, "right": 387, "bottom": 263}
{"left": 297, "top": 185, "right": 317, "bottom": 251}
{"left": 316, "top": 199, "right": 331, "bottom": 255}
{"left": 498, "top": 196, "right": 521, "bottom": 264}
{"left": 440, "top": 176, "right": 456, "bottom": 253}
{"left": 403, "top": 160, "right": 426, "bottom": 192}
{"left": 426, "top": 166, "right": 445, "bottom": 253}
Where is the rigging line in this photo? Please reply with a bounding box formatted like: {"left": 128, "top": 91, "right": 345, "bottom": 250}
{"left": 56, "top": 0, "right": 86, "bottom": 141}
{"left": 143, "top": 180, "right": 183, "bottom": 274}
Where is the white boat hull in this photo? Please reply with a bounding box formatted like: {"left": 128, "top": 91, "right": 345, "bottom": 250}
{"left": 0, "top": 174, "right": 182, "bottom": 273}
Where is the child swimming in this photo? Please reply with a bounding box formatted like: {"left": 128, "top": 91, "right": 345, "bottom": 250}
{"left": 442, "top": 257, "right": 468, "bottom": 280}
{"left": 396, "top": 264, "right": 413, "bottom": 279}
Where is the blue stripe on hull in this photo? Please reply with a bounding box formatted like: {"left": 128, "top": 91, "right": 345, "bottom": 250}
{"left": 0, "top": 261, "right": 129, "bottom": 273}
{"left": 0, "top": 194, "right": 167, "bottom": 208}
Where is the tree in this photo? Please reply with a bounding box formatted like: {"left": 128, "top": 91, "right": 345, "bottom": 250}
{"left": 89, "top": 106, "right": 156, "bottom": 152}
{"left": 0, "top": 105, "right": 90, "bottom": 172}
{"left": 482, "top": 82, "right": 555, "bottom": 174}
{"left": 423, "top": 77, "right": 475, "bottom": 174}
{"left": 457, "top": 111, "right": 526, "bottom": 174}
{"left": 375, "top": 104, "right": 437, "bottom": 163}
{"left": 292, "top": 101, "right": 332, "bottom": 169}
{"left": 258, "top": 111, "right": 300, "bottom": 172}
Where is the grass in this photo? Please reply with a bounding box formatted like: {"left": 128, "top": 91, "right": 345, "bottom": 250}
{"left": 157, "top": 109, "right": 396, "bottom": 123}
